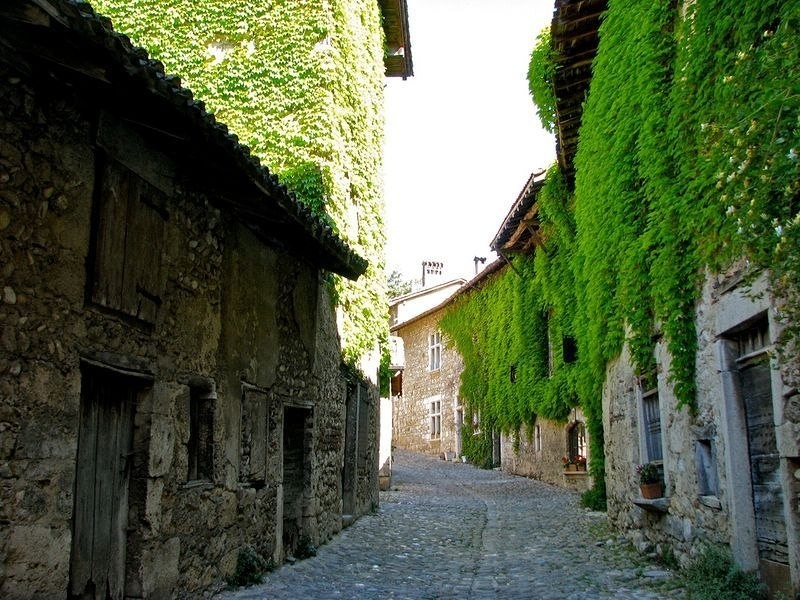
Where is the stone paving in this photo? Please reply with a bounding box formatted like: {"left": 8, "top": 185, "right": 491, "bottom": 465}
{"left": 217, "top": 451, "right": 684, "bottom": 599}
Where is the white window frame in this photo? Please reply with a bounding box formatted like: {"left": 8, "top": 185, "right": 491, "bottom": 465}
{"left": 428, "top": 331, "right": 442, "bottom": 371}
{"left": 429, "top": 397, "right": 442, "bottom": 440}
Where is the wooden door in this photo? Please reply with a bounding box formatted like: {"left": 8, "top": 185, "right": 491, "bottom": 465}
{"left": 741, "top": 359, "right": 789, "bottom": 570}
{"left": 69, "top": 370, "right": 136, "bottom": 600}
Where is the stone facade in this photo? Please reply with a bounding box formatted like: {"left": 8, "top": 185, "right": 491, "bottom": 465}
{"left": 604, "top": 270, "right": 800, "bottom": 596}
{"left": 392, "top": 309, "right": 463, "bottom": 458}
{"left": 500, "top": 409, "right": 593, "bottom": 493}
{"left": 0, "top": 5, "right": 378, "bottom": 598}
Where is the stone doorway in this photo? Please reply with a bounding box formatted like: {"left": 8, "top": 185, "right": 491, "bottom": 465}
{"left": 735, "top": 320, "right": 791, "bottom": 596}
{"left": 342, "top": 383, "right": 359, "bottom": 521}
{"left": 282, "top": 405, "right": 312, "bottom": 558}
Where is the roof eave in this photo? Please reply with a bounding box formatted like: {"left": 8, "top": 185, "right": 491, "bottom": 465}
{"left": 378, "top": 0, "right": 414, "bottom": 79}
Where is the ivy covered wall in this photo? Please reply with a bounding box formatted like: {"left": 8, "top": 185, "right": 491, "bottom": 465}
{"left": 93, "top": 0, "right": 389, "bottom": 365}
{"left": 444, "top": 0, "right": 800, "bottom": 496}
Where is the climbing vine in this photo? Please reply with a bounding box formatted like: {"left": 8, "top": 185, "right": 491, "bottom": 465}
{"left": 441, "top": 169, "right": 580, "bottom": 448}
{"left": 527, "top": 29, "right": 556, "bottom": 134}
{"left": 93, "top": 0, "right": 389, "bottom": 365}
{"left": 445, "top": 0, "right": 800, "bottom": 500}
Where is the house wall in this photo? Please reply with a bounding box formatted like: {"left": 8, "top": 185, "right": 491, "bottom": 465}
{"left": 392, "top": 311, "right": 463, "bottom": 457}
{"left": 604, "top": 269, "right": 800, "bottom": 593}
{"left": 0, "top": 62, "right": 371, "bottom": 598}
{"left": 500, "top": 409, "right": 593, "bottom": 493}
{"left": 389, "top": 280, "right": 464, "bottom": 328}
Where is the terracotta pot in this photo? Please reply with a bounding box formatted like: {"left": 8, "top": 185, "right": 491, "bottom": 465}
{"left": 565, "top": 463, "right": 578, "bottom": 472}
{"left": 640, "top": 482, "right": 663, "bottom": 499}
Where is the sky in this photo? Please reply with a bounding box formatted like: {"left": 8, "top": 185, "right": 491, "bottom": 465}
{"left": 383, "top": 0, "right": 556, "bottom": 284}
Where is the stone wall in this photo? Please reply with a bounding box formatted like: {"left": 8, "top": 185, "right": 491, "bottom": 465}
{"left": 500, "top": 409, "right": 593, "bottom": 493}
{"left": 0, "top": 62, "right": 372, "bottom": 598}
{"left": 604, "top": 269, "right": 800, "bottom": 594}
{"left": 392, "top": 309, "right": 463, "bottom": 458}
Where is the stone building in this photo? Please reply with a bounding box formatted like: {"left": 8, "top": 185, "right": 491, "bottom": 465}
{"left": 390, "top": 255, "right": 593, "bottom": 495}
{"left": 543, "top": 0, "right": 800, "bottom": 595}
{"left": 487, "top": 173, "right": 593, "bottom": 493}
{"left": 603, "top": 270, "right": 799, "bottom": 596}
{"left": 0, "top": 1, "right": 383, "bottom": 597}
{"left": 389, "top": 265, "right": 465, "bottom": 457}
{"left": 498, "top": 411, "right": 592, "bottom": 494}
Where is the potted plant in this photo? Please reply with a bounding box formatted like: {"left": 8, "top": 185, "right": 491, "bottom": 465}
{"left": 636, "top": 462, "right": 663, "bottom": 499}
{"left": 562, "top": 456, "right": 577, "bottom": 472}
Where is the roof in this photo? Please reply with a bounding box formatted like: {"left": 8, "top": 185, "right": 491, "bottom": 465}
{"left": 490, "top": 170, "right": 547, "bottom": 254}
{"left": 551, "top": 0, "right": 606, "bottom": 184}
{"left": 378, "top": 0, "right": 414, "bottom": 79}
{"left": 390, "top": 259, "right": 506, "bottom": 333}
{"left": 0, "top": 0, "right": 368, "bottom": 280}
{"left": 388, "top": 278, "right": 467, "bottom": 308}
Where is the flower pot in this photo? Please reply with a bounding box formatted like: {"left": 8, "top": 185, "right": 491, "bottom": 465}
{"left": 576, "top": 463, "right": 587, "bottom": 471}
{"left": 565, "top": 463, "right": 578, "bottom": 472}
{"left": 640, "top": 482, "right": 663, "bottom": 499}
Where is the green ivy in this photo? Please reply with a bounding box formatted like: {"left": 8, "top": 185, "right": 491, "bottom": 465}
{"left": 446, "top": 0, "right": 800, "bottom": 501}
{"left": 442, "top": 179, "right": 577, "bottom": 421}
{"left": 94, "top": 0, "right": 389, "bottom": 365}
{"left": 528, "top": 28, "right": 557, "bottom": 134}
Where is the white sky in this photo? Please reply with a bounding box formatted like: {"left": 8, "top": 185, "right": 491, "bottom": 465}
{"left": 383, "top": 0, "right": 556, "bottom": 283}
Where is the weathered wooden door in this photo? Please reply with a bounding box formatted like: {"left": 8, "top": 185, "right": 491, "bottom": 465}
{"left": 740, "top": 358, "right": 790, "bottom": 582}
{"left": 69, "top": 369, "right": 136, "bottom": 600}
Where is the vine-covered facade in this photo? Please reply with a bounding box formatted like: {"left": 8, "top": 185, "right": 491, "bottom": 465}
{"left": 93, "top": 0, "right": 409, "bottom": 366}
{"left": 444, "top": 0, "right": 800, "bottom": 593}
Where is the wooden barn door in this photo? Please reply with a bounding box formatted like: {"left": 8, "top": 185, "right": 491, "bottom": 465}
{"left": 69, "top": 367, "right": 139, "bottom": 600}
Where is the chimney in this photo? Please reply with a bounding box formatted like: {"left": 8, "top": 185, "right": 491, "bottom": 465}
{"left": 421, "top": 260, "right": 444, "bottom": 288}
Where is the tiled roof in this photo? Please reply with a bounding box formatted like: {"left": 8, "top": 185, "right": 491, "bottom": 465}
{"left": 0, "top": 0, "right": 368, "bottom": 280}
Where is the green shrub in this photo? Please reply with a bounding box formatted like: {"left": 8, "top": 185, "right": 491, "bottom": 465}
{"left": 296, "top": 537, "right": 317, "bottom": 560}
{"left": 580, "top": 483, "right": 607, "bottom": 512}
{"left": 227, "top": 546, "right": 272, "bottom": 589}
{"left": 682, "top": 545, "right": 765, "bottom": 600}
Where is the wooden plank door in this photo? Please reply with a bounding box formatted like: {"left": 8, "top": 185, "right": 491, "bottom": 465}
{"left": 740, "top": 358, "right": 790, "bottom": 588}
{"left": 70, "top": 371, "right": 135, "bottom": 600}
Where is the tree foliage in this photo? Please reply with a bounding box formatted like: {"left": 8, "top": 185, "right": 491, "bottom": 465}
{"left": 386, "top": 270, "right": 412, "bottom": 299}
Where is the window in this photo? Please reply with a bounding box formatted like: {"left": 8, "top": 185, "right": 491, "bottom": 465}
{"left": 562, "top": 336, "right": 578, "bottom": 364}
{"left": 567, "top": 421, "right": 586, "bottom": 462}
{"left": 428, "top": 331, "right": 442, "bottom": 371}
{"left": 188, "top": 384, "right": 215, "bottom": 481}
{"left": 534, "top": 424, "right": 542, "bottom": 453}
{"left": 390, "top": 371, "right": 403, "bottom": 397}
{"left": 695, "top": 439, "right": 719, "bottom": 496}
{"left": 640, "top": 385, "right": 663, "bottom": 463}
{"left": 240, "top": 386, "right": 268, "bottom": 486}
{"left": 509, "top": 365, "right": 517, "bottom": 383}
{"left": 430, "top": 399, "right": 441, "bottom": 440}
{"left": 90, "top": 157, "right": 167, "bottom": 324}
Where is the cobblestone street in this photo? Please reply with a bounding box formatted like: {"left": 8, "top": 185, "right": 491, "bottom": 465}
{"left": 218, "top": 451, "right": 682, "bottom": 599}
